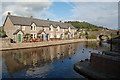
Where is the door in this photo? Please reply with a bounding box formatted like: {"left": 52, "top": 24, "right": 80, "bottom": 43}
{"left": 50, "top": 34, "right": 53, "bottom": 38}
{"left": 46, "top": 34, "right": 48, "bottom": 40}
{"left": 60, "top": 34, "right": 62, "bottom": 39}
{"left": 68, "top": 35, "right": 70, "bottom": 38}
{"left": 18, "top": 34, "right": 22, "bottom": 42}
{"left": 42, "top": 34, "right": 44, "bottom": 41}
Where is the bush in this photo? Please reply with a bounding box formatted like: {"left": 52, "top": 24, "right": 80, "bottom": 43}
{"left": 87, "top": 34, "right": 97, "bottom": 39}
{"left": 85, "top": 31, "right": 88, "bottom": 35}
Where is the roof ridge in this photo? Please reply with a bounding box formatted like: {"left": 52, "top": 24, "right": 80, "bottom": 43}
{"left": 7, "top": 15, "right": 75, "bottom": 29}
{"left": 8, "top": 15, "right": 71, "bottom": 24}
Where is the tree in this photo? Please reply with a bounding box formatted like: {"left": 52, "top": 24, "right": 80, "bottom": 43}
{"left": 64, "top": 21, "right": 109, "bottom": 30}
{"left": 0, "top": 26, "right": 6, "bottom": 38}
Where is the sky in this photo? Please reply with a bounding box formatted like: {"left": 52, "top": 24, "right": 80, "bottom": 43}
{"left": 0, "top": 0, "right": 119, "bottom": 29}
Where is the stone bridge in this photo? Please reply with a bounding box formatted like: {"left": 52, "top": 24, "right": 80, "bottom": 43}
{"left": 87, "top": 30, "right": 119, "bottom": 40}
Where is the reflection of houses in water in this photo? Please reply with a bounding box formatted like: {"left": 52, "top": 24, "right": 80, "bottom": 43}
{"left": 49, "top": 46, "right": 56, "bottom": 60}
{"left": 2, "top": 43, "right": 79, "bottom": 77}
{"left": 84, "top": 41, "right": 109, "bottom": 50}
{"left": 26, "top": 63, "right": 52, "bottom": 78}
{"left": 2, "top": 52, "right": 25, "bottom": 76}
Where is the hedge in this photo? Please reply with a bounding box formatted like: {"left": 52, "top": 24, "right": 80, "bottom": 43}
{"left": 86, "top": 34, "right": 97, "bottom": 39}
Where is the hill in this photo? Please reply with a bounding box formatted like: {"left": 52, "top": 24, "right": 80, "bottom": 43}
{"left": 0, "top": 26, "right": 6, "bottom": 38}
{"left": 64, "top": 21, "right": 109, "bottom": 31}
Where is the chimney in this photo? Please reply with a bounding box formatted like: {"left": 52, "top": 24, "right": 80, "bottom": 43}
{"left": 59, "top": 20, "right": 62, "bottom": 22}
{"left": 8, "top": 12, "right": 11, "bottom": 15}
{"left": 30, "top": 16, "right": 33, "bottom": 18}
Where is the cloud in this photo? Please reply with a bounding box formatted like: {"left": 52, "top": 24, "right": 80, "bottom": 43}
{"left": 1, "top": 1, "right": 119, "bottom": 30}
{"left": 2, "top": 0, "right": 52, "bottom": 2}
{"left": 2, "top": 2, "right": 52, "bottom": 16}
{"left": 69, "top": 2, "right": 118, "bottom": 29}
{"left": 0, "top": 3, "right": 2, "bottom": 26}
{"left": 1, "top": 0, "right": 119, "bottom": 2}
{"left": 1, "top": 2, "right": 52, "bottom": 24}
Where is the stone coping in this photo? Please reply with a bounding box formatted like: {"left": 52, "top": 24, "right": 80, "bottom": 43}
{"left": 91, "top": 53, "right": 120, "bottom": 61}
{"left": 74, "top": 60, "right": 119, "bottom": 80}
{"left": 0, "top": 39, "right": 97, "bottom": 51}
{"left": 102, "top": 50, "right": 120, "bottom": 56}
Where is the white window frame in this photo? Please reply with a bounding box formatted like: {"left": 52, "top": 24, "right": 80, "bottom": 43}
{"left": 69, "top": 27, "right": 71, "bottom": 32}
{"left": 50, "top": 25, "right": 53, "bottom": 31}
{"left": 50, "top": 33, "right": 54, "bottom": 38}
{"left": 63, "top": 29, "right": 64, "bottom": 32}
{"left": 31, "top": 23, "right": 36, "bottom": 31}
{"left": 31, "top": 33, "right": 37, "bottom": 39}
{"left": 44, "top": 28, "right": 46, "bottom": 31}
{"left": 31, "top": 26, "right": 36, "bottom": 31}
{"left": 57, "top": 26, "right": 60, "bottom": 31}
{"left": 22, "top": 26, "right": 25, "bottom": 30}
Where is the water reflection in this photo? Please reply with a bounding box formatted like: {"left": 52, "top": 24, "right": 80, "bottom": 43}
{"left": 2, "top": 41, "right": 110, "bottom": 78}
{"left": 2, "top": 43, "right": 79, "bottom": 78}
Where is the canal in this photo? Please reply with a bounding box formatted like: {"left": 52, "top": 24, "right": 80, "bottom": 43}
{"left": 2, "top": 41, "right": 110, "bottom": 78}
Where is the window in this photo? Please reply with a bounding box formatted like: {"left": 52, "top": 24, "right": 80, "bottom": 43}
{"left": 22, "top": 26, "right": 25, "bottom": 30}
{"left": 49, "top": 28, "right": 51, "bottom": 30}
{"left": 44, "top": 28, "right": 46, "bottom": 31}
{"left": 34, "top": 34, "right": 36, "bottom": 38}
{"left": 50, "top": 34, "right": 54, "bottom": 38}
{"left": 31, "top": 33, "right": 37, "bottom": 39}
{"left": 31, "top": 26, "right": 36, "bottom": 31}
{"left": 68, "top": 27, "right": 71, "bottom": 31}
{"left": 57, "top": 26, "right": 60, "bottom": 31}
{"left": 63, "top": 29, "right": 64, "bottom": 32}
{"left": 31, "top": 26, "right": 33, "bottom": 30}
{"left": 49, "top": 25, "right": 53, "bottom": 31}
{"left": 49, "top": 27, "right": 53, "bottom": 31}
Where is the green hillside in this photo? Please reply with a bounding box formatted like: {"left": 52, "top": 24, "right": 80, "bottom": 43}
{"left": 65, "top": 21, "right": 109, "bottom": 31}
{"left": 0, "top": 26, "right": 6, "bottom": 38}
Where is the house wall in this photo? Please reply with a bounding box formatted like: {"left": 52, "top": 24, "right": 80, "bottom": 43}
{"left": 4, "top": 16, "right": 77, "bottom": 42}
{"left": 21, "top": 23, "right": 43, "bottom": 34}
{"left": 4, "top": 17, "right": 17, "bottom": 40}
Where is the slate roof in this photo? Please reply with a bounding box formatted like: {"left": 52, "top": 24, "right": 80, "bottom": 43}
{"left": 13, "top": 29, "right": 24, "bottom": 35}
{"left": 74, "top": 31, "right": 79, "bottom": 34}
{"left": 38, "top": 30, "right": 46, "bottom": 34}
{"left": 8, "top": 15, "right": 75, "bottom": 29}
{"left": 65, "top": 31, "right": 71, "bottom": 35}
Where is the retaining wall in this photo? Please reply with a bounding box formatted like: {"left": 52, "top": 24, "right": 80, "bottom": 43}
{"left": 90, "top": 53, "right": 120, "bottom": 77}
{"left": 0, "top": 39, "right": 97, "bottom": 50}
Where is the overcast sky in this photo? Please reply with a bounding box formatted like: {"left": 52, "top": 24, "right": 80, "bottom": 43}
{"left": 0, "top": 0, "right": 119, "bottom": 29}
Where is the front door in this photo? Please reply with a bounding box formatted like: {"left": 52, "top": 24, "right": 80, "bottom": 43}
{"left": 18, "top": 34, "right": 22, "bottom": 42}
{"left": 46, "top": 34, "right": 49, "bottom": 40}
{"left": 60, "top": 34, "right": 62, "bottom": 39}
{"left": 42, "top": 34, "right": 44, "bottom": 41}
{"left": 68, "top": 35, "right": 70, "bottom": 38}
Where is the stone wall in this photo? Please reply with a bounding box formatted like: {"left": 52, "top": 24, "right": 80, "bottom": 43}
{"left": 90, "top": 53, "right": 120, "bottom": 77}
{"left": 0, "top": 39, "right": 97, "bottom": 50}
{"left": 0, "top": 38, "right": 11, "bottom": 46}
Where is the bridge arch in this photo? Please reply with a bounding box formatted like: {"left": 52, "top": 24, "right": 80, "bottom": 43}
{"left": 98, "top": 35, "right": 110, "bottom": 41}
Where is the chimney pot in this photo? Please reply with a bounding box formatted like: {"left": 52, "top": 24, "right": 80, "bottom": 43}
{"left": 8, "top": 12, "right": 11, "bottom": 15}
{"left": 30, "top": 16, "right": 33, "bottom": 18}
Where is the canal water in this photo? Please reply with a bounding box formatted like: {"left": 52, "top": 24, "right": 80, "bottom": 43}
{"left": 2, "top": 41, "right": 110, "bottom": 78}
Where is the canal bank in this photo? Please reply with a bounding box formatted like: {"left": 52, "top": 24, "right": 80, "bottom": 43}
{"left": 74, "top": 51, "right": 120, "bottom": 79}
{"left": 0, "top": 39, "right": 97, "bottom": 51}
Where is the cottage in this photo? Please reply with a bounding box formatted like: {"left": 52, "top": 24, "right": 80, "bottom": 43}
{"left": 3, "top": 13, "right": 77, "bottom": 43}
